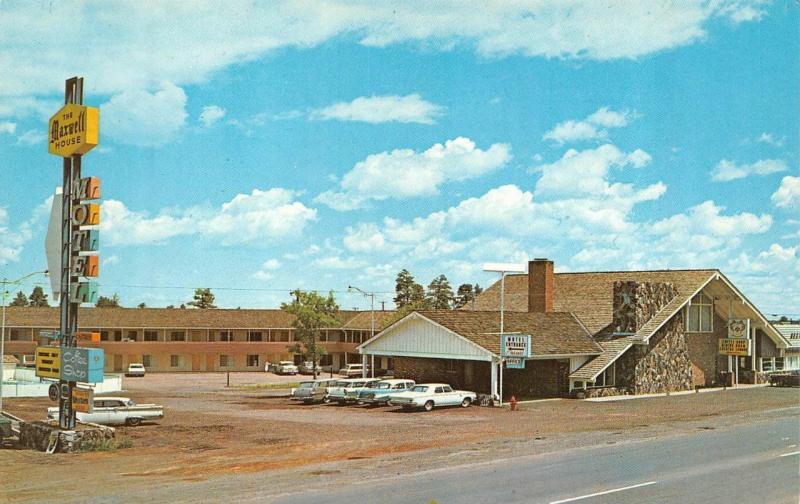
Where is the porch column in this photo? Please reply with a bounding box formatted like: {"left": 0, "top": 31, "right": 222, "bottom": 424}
{"left": 490, "top": 358, "right": 499, "bottom": 399}
{"left": 751, "top": 323, "right": 757, "bottom": 372}
{"left": 362, "top": 353, "right": 368, "bottom": 378}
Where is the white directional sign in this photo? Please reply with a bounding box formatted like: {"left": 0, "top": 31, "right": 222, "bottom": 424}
{"left": 44, "top": 188, "right": 63, "bottom": 300}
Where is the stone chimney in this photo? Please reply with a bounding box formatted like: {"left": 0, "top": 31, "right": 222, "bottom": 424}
{"left": 612, "top": 281, "right": 676, "bottom": 334}
{"left": 528, "top": 259, "right": 554, "bottom": 313}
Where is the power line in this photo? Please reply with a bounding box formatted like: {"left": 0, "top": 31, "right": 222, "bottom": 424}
{"left": 29, "top": 281, "right": 394, "bottom": 296}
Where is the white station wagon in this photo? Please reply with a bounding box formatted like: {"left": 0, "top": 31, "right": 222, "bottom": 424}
{"left": 388, "top": 383, "right": 476, "bottom": 412}
{"left": 47, "top": 397, "right": 164, "bottom": 427}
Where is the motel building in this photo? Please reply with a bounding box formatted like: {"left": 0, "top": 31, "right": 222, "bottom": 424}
{"left": 2, "top": 307, "right": 391, "bottom": 373}
{"left": 358, "top": 259, "right": 791, "bottom": 399}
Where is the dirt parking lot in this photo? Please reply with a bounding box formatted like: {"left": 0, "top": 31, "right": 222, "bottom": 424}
{"left": 1, "top": 373, "right": 798, "bottom": 503}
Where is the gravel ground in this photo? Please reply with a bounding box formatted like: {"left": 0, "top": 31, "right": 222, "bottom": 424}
{"left": 1, "top": 373, "right": 797, "bottom": 503}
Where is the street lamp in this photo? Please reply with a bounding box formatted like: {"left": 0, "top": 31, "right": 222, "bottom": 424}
{"left": 348, "top": 285, "right": 375, "bottom": 378}
{"left": 1, "top": 270, "right": 48, "bottom": 413}
{"left": 482, "top": 262, "right": 526, "bottom": 406}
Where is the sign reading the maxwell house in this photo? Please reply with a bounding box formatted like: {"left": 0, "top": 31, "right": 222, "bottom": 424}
{"left": 48, "top": 103, "right": 99, "bottom": 157}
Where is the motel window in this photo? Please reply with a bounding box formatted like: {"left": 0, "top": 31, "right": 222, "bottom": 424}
{"left": 170, "top": 355, "right": 179, "bottom": 368}
{"left": 100, "top": 331, "right": 109, "bottom": 341}
{"left": 219, "top": 355, "right": 230, "bottom": 367}
{"left": 127, "top": 331, "right": 137, "bottom": 341}
{"left": 319, "top": 331, "right": 327, "bottom": 342}
{"left": 320, "top": 354, "right": 332, "bottom": 366}
{"left": 687, "top": 294, "right": 713, "bottom": 332}
{"left": 144, "top": 331, "right": 158, "bottom": 342}
{"left": 114, "top": 330, "right": 122, "bottom": 341}
{"left": 219, "top": 331, "right": 231, "bottom": 342}
{"left": 142, "top": 355, "right": 151, "bottom": 368}
{"left": 247, "top": 355, "right": 260, "bottom": 367}
{"left": 590, "top": 364, "right": 616, "bottom": 388}
{"left": 170, "top": 331, "right": 186, "bottom": 342}
{"left": 774, "top": 357, "right": 785, "bottom": 371}
{"left": 278, "top": 331, "right": 290, "bottom": 342}
{"left": 9, "top": 330, "right": 20, "bottom": 341}
{"left": 249, "top": 332, "right": 262, "bottom": 342}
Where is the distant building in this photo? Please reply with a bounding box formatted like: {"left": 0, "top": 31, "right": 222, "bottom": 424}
{"left": 773, "top": 323, "right": 800, "bottom": 371}
{"left": 2, "top": 307, "right": 393, "bottom": 373}
{"left": 360, "top": 259, "right": 790, "bottom": 399}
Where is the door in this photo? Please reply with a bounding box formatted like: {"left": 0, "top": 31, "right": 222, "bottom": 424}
{"left": 192, "top": 354, "right": 201, "bottom": 372}
{"left": 113, "top": 354, "right": 123, "bottom": 372}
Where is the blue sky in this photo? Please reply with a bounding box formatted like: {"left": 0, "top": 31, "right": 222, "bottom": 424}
{"left": 0, "top": 1, "right": 798, "bottom": 315}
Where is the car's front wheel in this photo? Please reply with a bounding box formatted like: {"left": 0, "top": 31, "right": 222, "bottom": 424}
{"left": 461, "top": 397, "right": 472, "bottom": 408}
{"left": 423, "top": 400, "right": 434, "bottom": 412}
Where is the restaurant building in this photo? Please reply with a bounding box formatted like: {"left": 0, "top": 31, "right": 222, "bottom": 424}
{"left": 2, "top": 307, "right": 383, "bottom": 373}
{"left": 359, "top": 259, "right": 790, "bottom": 399}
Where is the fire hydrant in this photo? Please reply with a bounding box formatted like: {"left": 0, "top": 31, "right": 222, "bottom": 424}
{"left": 510, "top": 395, "right": 518, "bottom": 411}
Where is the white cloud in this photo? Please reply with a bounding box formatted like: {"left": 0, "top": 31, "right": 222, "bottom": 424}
{"left": 252, "top": 259, "right": 280, "bottom": 282}
{"left": 533, "top": 144, "right": 655, "bottom": 199}
{"left": 0, "top": 196, "right": 52, "bottom": 265}
{"left": 312, "top": 256, "right": 366, "bottom": 270}
{"left": 726, "top": 243, "right": 799, "bottom": 315}
{"left": 542, "top": 107, "right": 633, "bottom": 145}
{"left": 343, "top": 223, "right": 388, "bottom": 253}
{"left": 101, "top": 82, "right": 188, "bottom": 147}
{"left": 771, "top": 176, "right": 800, "bottom": 209}
{"left": 102, "top": 255, "right": 120, "bottom": 266}
{"left": 199, "top": 105, "right": 226, "bottom": 127}
{"left": 0, "top": 2, "right": 767, "bottom": 118}
{"left": 0, "top": 121, "right": 16, "bottom": 135}
{"left": 16, "top": 129, "right": 42, "bottom": 145}
{"left": 710, "top": 158, "right": 787, "bottom": 182}
{"left": 316, "top": 137, "right": 511, "bottom": 210}
{"left": 310, "top": 94, "right": 443, "bottom": 124}
{"left": 756, "top": 132, "right": 785, "bottom": 147}
{"left": 100, "top": 188, "right": 317, "bottom": 246}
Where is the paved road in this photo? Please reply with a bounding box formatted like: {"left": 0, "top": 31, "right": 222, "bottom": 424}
{"left": 272, "top": 415, "right": 800, "bottom": 504}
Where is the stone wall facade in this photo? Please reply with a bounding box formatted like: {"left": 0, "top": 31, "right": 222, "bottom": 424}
{"left": 615, "top": 312, "right": 693, "bottom": 394}
{"left": 19, "top": 420, "right": 115, "bottom": 453}
{"left": 612, "top": 281, "right": 676, "bottom": 334}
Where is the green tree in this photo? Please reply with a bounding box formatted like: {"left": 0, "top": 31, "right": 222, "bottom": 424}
{"left": 426, "top": 274, "right": 454, "bottom": 309}
{"left": 394, "top": 269, "right": 425, "bottom": 308}
{"left": 137, "top": 302, "right": 146, "bottom": 309}
{"left": 453, "top": 284, "right": 484, "bottom": 309}
{"left": 10, "top": 291, "right": 28, "bottom": 307}
{"left": 95, "top": 293, "right": 121, "bottom": 308}
{"left": 188, "top": 288, "right": 216, "bottom": 309}
{"left": 28, "top": 286, "right": 49, "bottom": 307}
{"left": 281, "top": 289, "right": 339, "bottom": 379}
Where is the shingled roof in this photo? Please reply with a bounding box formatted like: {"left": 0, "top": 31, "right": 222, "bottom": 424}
{"left": 415, "top": 310, "right": 602, "bottom": 357}
{"left": 2, "top": 307, "right": 361, "bottom": 330}
{"left": 341, "top": 310, "right": 396, "bottom": 331}
{"left": 471, "top": 269, "right": 718, "bottom": 336}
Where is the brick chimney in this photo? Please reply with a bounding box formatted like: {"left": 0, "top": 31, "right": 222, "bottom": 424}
{"left": 528, "top": 259, "right": 554, "bottom": 313}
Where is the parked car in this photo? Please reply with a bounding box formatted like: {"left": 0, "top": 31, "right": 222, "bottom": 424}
{"left": 273, "top": 361, "right": 299, "bottom": 375}
{"left": 290, "top": 378, "right": 339, "bottom": 403}
{"left": 21, "top": 355, "right": 36, "bottom": 368}
{"left": 769, "top": 369, "right": 800, "bottom": 387}
{"left": 125, "top": 363, "right": 146, "bottom": 377}
{"left": 357, "top": 379, "right": 415, "bottom": 406}
{"left": 327, "top": 378, "right": 379, "bottom": 405}
{"left": 339, "top": 363, "right": 367, "bottom": 377}
{"left": 47, "top": 397, "right": 164, "bottom": 427}
{"left": 0, "top": 416, "right": 12, "bottom": 446}
{"left": 388, "top": 383, "right": 476, "bottom": 412}
{"left": 298, "top": 361, "right": 321, "bottom": 375}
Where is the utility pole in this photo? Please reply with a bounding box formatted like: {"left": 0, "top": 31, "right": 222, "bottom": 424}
{"left": 349, "top": 286, "right": 375, "bottom": 378}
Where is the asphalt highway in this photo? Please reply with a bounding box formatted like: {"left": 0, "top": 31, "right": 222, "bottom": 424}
{"left": 273, "top": 415, "right": 800, "bottom": 504}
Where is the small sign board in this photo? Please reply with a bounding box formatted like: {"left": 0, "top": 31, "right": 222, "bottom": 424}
{"left": 75, "top": 331, "right": 101, "bottom": 343}
{"left": 39, "top": 330, "right": 60, "bottom": 341}
{"left": 505, "top": 357, "right": 525, "bottom": 369}
{"left": 35, "top": 346, "right": 61, "bottom": 379}
{"left": 60, "top": 347, "right": 104, "bottom": 383}
{"left": 719, "top": 338, "right": 750, "bottom": 356}
{"left": 728, "top": 319, "right": 749, "bottom": 339}
{"left": 72, "top": 387, "right": 94, "bottom": 413}
{"left": 501, "top": 334, "right": 532, "bottom": 358}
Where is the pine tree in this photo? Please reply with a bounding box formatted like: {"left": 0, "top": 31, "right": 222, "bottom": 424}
{"left": 426, "top": 274, "right": 454, "bottom": 309}
{"left": 188, "top": 288, "right": 216, "bottom": 309}
{"left": 10, "top": 291, "right": 28, "bottom": 307}
{"left": 394, "top": 269, "right": 424, "bottom": 308}
{"left": 454, "top": 284, "right": 484, "bottom": 309}
{"left": 28, "top": 286, "right": 49, "bottom": 307}
{"left": 96, "top": 293, "right": 121, "bottom": 308}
